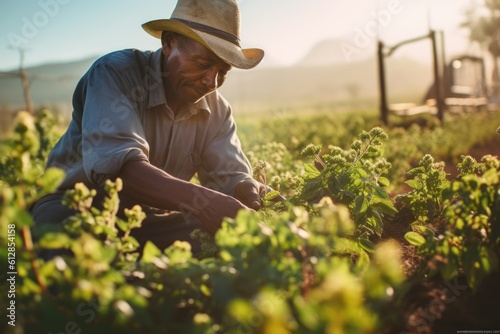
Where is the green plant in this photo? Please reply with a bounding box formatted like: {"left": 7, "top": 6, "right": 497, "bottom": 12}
{"left": 0, "top": 111, "right": 65, "bottom": 302}
{"left": 298, "top": 127, "right": 397, "bottom": 252}
{"left": 403, "top": 154, "right": 500, "bottom": 291}
{"left": 246, "top": 141, "right": 304, "bottom": 199}
{"left": 397, "top": 154, "right": 451, "bottom": 224}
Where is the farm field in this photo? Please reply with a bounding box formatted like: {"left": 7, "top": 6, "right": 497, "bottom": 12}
{"left": 237, "top": 108, "right": 500, "bottom": 192}
{"left": 1, "top": 107, "right": 500, "bottom": 333}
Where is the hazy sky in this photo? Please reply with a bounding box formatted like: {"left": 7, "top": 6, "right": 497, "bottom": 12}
{"left": 0, "top": 0, "right": 480, "bottom": 71}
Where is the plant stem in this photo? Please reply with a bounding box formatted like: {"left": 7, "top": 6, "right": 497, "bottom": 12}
{"left": 21, "top": 226, "right": 46, "bottom": 293}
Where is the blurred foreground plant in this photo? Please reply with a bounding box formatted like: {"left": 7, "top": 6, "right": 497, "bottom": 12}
{"left": 1, "top": 110, "right": 499, "bottom": 333}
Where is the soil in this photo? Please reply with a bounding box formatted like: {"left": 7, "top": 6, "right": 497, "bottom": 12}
{"left": 467, "top": 137, "right": 500, "bottom": 161}
{"left": 381, "top": 137, "right": 500, "bottom": 333}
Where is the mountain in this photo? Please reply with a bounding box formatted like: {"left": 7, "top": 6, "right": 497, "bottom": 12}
{"left": 296, "top": 37, "right": 377, "bottom": 67}
{"left": 0, "top": 41, "right": 434, "bottom": 117}
{"left": 0, "top": 56, "right": 99, "bottom": 117}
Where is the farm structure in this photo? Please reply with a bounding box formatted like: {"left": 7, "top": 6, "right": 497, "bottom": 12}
{"left": 377, "top": 29, "right": 497, "bottom": 125}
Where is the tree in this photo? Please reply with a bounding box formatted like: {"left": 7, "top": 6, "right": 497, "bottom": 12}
{"left": 462, "top": 0, "right": 500, "bottom": 99}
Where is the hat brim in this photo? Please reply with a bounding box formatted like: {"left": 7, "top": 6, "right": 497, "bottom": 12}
{"left": 142, "top": 19, "right": 264, "bottom": 69}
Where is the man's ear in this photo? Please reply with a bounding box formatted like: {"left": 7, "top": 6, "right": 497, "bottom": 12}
{"left": 161, "top": 31, "right": 175, "bottom": 55}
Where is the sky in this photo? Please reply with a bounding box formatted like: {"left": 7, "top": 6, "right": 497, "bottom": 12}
{"left": 0, "top": 0, "right": 482, "bottom": 71}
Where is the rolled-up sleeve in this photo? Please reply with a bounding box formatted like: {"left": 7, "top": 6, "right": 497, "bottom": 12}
{"left": 81, "top": 63, "right": 149, "bottom": 186}
{"left": 197, "top": 106, "right": 253, "bottom": 196}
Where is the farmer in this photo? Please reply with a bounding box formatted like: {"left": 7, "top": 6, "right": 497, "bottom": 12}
{"left": 30, "top": 0, "right": 273, "bottom": 253}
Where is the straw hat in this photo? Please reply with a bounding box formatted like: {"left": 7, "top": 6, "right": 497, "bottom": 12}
{"left": 142, "top": 0, "right": 264, "bottom": 69}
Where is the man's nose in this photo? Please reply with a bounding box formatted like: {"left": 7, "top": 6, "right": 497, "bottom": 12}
{"left": 202, "top": 67, "right": 218, "bottom": 90}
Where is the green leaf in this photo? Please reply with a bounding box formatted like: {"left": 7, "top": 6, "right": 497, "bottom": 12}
{"left": 116, "top": 219, "right": 129, "bottom": 232}
{"left": 355, "top": 195, "right": 369, "bottom": 214}
{"left": 141, "top": 241, "right": 162, "bottom": 263}
{"left": 378, "top": 176, "right": 390, "bottom": 187}
{"left": 39, "top": 232, "right": 72, "bottom": 249}
{"left": 371, "top": 201, "right": 398, "bottom": 216}
{"left": 304, "top": 163, "right": 321, "bottom": 178}
{"left": 483, "top": 168, "right": 499, "bottom": 184}
{"left": 480, "top": 196, "right": 491, "bottom": 216}
{"left": 373, "top": 185, "right": 391, "bottom": 201}
{"left": 356, "top": 168, "right": 369, "bottom": 178}
{"left": 293, "top": 295, "right": 320, "bottom": 329}
{"left": 219, "top": 250, "right": 233, "bottom": 262}
{"left": 14, "top": 209, "right": 34, "bottom": 227}
{"left": 200, "top": 284, "right": 211, "bottom": 297}
{"left": 407, "top": 166, "right": 425, "bottom": 175}
{"left": 264, "top": 190, "right": 281, "bottom": 201}
{"left": 405, "top": 179, "right": 420, "bottom": 189}
{"left": 358, "top": 235, "right": 375, "bottom": 253}
{"left": 333, "top": 238, "right": 364, "bottom": 257}
{"left": 415, "top": 225, "right": 434, "bottom": 237}
{"left": 371, "top": 211, "right": 384, "bottom": 236}
{"left": 301, "top": 178, "right": 324, "bottom": 201}
{"left": 405, "top": 232, "right": 426, "bottom": 246}
{"left": 37, "top": 167, "right": 65, "bottom": 195}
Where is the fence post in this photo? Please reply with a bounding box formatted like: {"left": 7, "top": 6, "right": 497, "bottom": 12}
{"left": 431, "top": 30, "right": 444, "bottom": 123}
{"left": 378, "top": 41, "right": 389, "bottom": 125}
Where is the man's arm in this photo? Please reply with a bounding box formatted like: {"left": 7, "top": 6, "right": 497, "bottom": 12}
{"left": 196, "top": 100, "right": 260, "bottom": 203}
{"left": 119, "top": 160, "right": 248, "bottom": 234}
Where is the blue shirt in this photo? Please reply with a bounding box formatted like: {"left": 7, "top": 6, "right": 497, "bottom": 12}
{"left": 47, "top": 48, "right": 253, "bottom": 196}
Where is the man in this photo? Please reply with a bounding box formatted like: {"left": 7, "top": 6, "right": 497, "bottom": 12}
{"left": 31, "top": 0, "right": 272, "bottom": 253}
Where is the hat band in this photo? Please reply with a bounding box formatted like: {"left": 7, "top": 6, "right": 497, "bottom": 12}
{"left": 171, "top": 18, "right": 241, "bottom": 47}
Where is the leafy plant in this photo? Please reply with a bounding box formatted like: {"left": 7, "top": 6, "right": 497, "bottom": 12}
{"left": 397, "top": 154, "right": 451, "bottom": 224}
{"left": 403, "top": 154, "right": 500, "bottom": 291}
{"left": 298, "top": 127, "right": 397, "bottom": 252}
{"left": 0, "top": 111, "right": 65, "bottom": 307}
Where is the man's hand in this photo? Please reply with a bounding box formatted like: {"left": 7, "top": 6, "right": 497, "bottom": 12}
{"left": 235, "top": 179, "right": 265, "bottom": 210}
{"left": 191, "top": 192, "right": 249, "bottom": 234}
{"left": 120, "top": 160, "right": 250, "bottom": 235}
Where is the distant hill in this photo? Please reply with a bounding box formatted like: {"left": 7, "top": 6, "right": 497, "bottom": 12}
{"left": 296, "top": 38, "right": 371, "bottom": 67}
{"left": 0, "top": 41, "right": 434, "bottom": 117}
{"left": 0, "top": 56, "right": 99, "bottom": 115}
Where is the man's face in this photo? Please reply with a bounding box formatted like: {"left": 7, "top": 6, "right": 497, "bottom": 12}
{"left": 162, "top": 35, "right": 232, "bottom": 107}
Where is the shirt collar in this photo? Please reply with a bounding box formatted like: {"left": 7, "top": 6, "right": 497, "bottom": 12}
{"left": 147, "top": 48, "right": 211, "bottom": 116}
